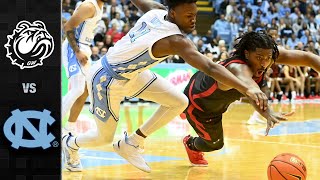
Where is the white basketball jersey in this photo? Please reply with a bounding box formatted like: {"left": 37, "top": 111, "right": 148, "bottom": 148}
{"left": 105, "top": 9, "right": 182, "bottom": 79}
{"left": 75, "top": 0, "right": 103, "bottom": 45}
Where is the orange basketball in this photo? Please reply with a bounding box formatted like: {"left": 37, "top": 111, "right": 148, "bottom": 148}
{"left": 267, "top": 153, "right": 307, "bottom": 180}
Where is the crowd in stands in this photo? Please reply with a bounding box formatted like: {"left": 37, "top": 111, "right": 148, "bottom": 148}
{"left": 62, "top": 0, "right": 320, "bottom": 100}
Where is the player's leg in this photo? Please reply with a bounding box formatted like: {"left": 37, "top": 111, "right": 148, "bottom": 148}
{"left": 274, "top": 78, "right": 283, "bottom": 100}
{"left": 137, "top": 99, "right": 145, "bottom": 127}
{"left": 315, "top": 77, "right": 320, "bottom": 97}
{"left": 123, "top": 98, "right": 133, "bottom": 134}
{"left": 65, "top": 88, "right": 88, "bottom": 134}
{"left": 62, "top": 40, "right": 88, "bottom": 134}
{"left": 62, "top": 69, "right": 124, "bottom": 171}
{"left": 113, "top": 70, "right": 188, "bottom": 172}
{"left": 183, "top": 104, "right": 224, "bottom": 166}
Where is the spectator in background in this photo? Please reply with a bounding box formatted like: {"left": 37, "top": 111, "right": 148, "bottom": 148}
{"left": 202, "top": 30, "right": 213, "bottom": 44}
{"left": 96, "top": 41, "right": 105, "bottom": 51}
{"left": 109, "top": 12, "right": 125, "bottom": 32}
{"left": 90, "top": 46, "right": 100, "bottom": 61}
{"left": 267, "top": 5, "right": 278, "bottom": 24}
{"left": 300, "top": 29, "right": 310, "bottom": 45}
{"left": 292, "top": 17, "right": 303, "bottom": 35}
{"left": 315, "top": 9, "right": 320, "bottom": 24}
{"left": 298, "top": 23, "right": 308, "bottom": 38}
{"left": 104, "top": 35, "right": 114, "bottom": 49}
{"left": 281, "top": 23, "right": 294, "bottom": 39}
{"left": 217, "top": 51, "right": 229, "bottom": 61}
{"left": 219, "top": 0, "right": 229, "bottom": 15}
{"left": 212, "top": 13, "right": 232, "bottom": 44}
{"left": 308, "top": 15, "right": 319, "bottom": 37}
{"left": 100, "top": 47, "right": 108, "bottom": 56}
{"left": 188, "top": 30, "right": 201, "bottom": 44}
{"left": 129, "top": 7, "right": 140, "bottom": 26}
{"left": 279, "top": 1, "right": 291, "bottom": 18}
{"left": 121, "top": 9, "right": 131, "bottom": 24}
{"left": 286, "top": 34, "right": 300, "bottom": 49}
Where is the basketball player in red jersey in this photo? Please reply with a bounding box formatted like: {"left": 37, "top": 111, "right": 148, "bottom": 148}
{"left": 183, "top": 31, "right": 320, "bottom": 166}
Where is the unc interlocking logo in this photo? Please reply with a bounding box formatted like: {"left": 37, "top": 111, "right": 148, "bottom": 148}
{"left": 4, "top": 20, "right": 54, "bottom": 69}
{"left": 3, "top": 109, "right": 56, "bottom": 149}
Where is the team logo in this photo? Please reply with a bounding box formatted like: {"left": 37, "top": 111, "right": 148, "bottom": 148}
{"left": 3, "top": 109, "right": 56, "bottom": 149}
{"left": 4, "top": 20, "right": 54, "bottom": 69}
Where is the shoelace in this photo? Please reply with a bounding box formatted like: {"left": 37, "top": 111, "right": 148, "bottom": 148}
{"left": 124, "top": 131, "right": 145, "bottom": 153}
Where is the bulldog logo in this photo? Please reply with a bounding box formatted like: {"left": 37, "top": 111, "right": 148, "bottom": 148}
{"left": 4, "top": 20, "right": 54, "bottom": 69}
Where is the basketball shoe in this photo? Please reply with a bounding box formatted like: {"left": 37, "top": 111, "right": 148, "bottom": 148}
{"left": 113, "top": 132, "right": 151, "bottom": 173}
{"left": 183, "top": 135, "right": 208, "bottom": 166}
{"left": 246, "top": 111, "right": 266, "bottom": 125}
{"left": 62, "top": 133, "right": 82, "bottom": 172}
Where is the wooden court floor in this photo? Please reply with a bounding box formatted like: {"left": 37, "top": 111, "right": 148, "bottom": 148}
{"left": 62, "top": 101, "right": 320, "bottom": 180}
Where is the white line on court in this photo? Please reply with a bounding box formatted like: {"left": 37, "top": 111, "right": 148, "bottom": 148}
{"left": 227, "top": 138, "right": 320, "bottom": 148}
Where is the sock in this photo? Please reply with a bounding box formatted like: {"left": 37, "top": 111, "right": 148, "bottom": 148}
{"left": 186, "top": 136, "right": 198, "bottom": 151}
{"left": 278, "top": 91, "right": 283, "bottom": 95}
{"left": 292, "top": 91, "right": 297, "bottom": 99}
{"left": 285, "top": 92, "right": 289, "bottom": 96}
{"left": 270, "top": 92, "right": 274, "bottom": 98}
{"left": 249, "top": 111, "right": 259, "bottom": 121}
{"left": 128, "top": 133, "right": 145, "bottom": 147}
{"left": 64, "top": 133, "right": 79, "bottom": 150}
{"left": 64, "top": 121, "right": 77, "bottom": 134}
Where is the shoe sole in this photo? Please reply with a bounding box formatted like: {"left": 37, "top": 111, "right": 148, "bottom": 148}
{"left": 113, "top": 140, "right": 151, "bottom": 173}
{"left": 191, "top": 163, "right": 208, "bottom": 167}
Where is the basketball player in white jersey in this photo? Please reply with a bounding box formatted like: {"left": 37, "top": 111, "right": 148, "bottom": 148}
{"left": 62, "top": 0, "right": 106, "bottom": 133}
{"left": 62, "top": 0, "right": 272, "bottom": 173}
{"left": 61, "top": 0, "right": 106, "bottom": 171}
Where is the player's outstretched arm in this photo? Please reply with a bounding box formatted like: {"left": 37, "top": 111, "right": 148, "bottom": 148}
{"left": 130, "top": 0, "right": 166, "bottom": 13}
{"left": 277, "top": 47, "right": 320, "bottom": 72}
{"left": 170, "top": 36, "right": 268, "bottom": 110}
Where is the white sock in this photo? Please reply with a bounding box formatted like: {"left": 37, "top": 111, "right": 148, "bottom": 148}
{"left": 64, "top": 121, "right": 77, "bottom": 134}
{"left": 128, "top": 133, "right": 145, "bottom": 147}
{"left": 278, "top": 91, "right": 283, "bottom": 95}
{"left": 65, "top": 134, "right": 79, "bottom": 150}
{"left": 292, "top": 91, "right": 297, "bottom": 99}
{"left": 285, "top": 92, "right": 289, "bottom": 96}
{"left": 270, "top": 92, "right": 274, "bottom": 97}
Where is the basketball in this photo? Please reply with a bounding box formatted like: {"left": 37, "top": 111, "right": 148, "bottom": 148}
{"left": 267, "top": 153, "right": 307, "bottom": 180}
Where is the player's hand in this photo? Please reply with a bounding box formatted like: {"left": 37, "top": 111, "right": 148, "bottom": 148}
{"left": 265, "top": 111, "right": 294, "bottom": 136}
{"left": 245, "top": 88, "right": 268, "bottom": 111}
{"left": 76, "top": 51, "right": 88, "bottom": 66}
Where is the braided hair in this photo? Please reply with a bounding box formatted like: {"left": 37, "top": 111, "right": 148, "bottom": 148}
{"left": 233, "top": 31, "right": 279, "bottom": 63}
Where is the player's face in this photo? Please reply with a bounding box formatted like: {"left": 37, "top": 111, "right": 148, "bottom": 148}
{"left": 170, "top": 3, "right": 197, "bottom": 33}
{"left": 245, "top": 48, "right": 273, "bottom": 78}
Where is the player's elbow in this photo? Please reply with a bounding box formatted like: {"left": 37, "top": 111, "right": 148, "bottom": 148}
{"left": 63, "top": 23, "right": 72, "bottom": 33}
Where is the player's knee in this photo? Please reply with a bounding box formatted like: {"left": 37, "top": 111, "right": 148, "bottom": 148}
{"left": 176, "top": 94, "right": 189, "bottom": 111}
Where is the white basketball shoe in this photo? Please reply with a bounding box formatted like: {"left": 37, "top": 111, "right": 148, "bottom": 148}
{"left": 113, "top": 132, "right": 151, "bottom": 173}
{"left": 62, "top": 133, "right": 82, "bottom": 172}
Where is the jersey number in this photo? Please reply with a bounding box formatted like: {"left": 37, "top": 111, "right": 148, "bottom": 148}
{"left": 129, "top": 22, "right": 150, "bottom": 43}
